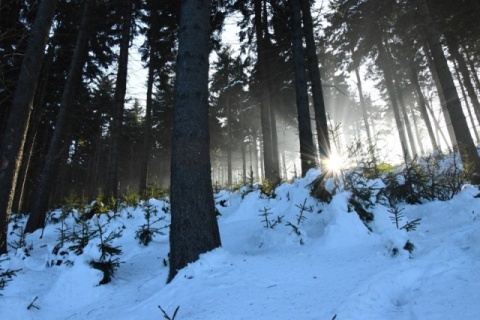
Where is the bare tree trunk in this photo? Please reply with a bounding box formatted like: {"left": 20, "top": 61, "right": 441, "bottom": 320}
{"left": 226, "top": 97, "right": 232, "bottom": 186}
{"left": 12, "top": 43, "right": 55, "bottom": 214}
{"left": 461, "top": 44, "right": 480, "bottom": 94}
{"left": 25, "top": 0, "right": 93, "bottom": 233}
{"left": 168, "top": 0, "right": 221, "bottom": 283}
{"left": 452, "top": 58, "right": 480, "bottom": 143}
{"left": 353, "top": 65, "right": 374, "bottom": 148}
{"left": 290, "top": 0, "right": 316, "bottom": 176}
{"left": 410, "top": 103, "right": 425, "bottom": 155}
{"left": 396, "top": 80, "right": 418, "bottom": 157}
{"left": 377, "top": 39, "right": 411, "bottom": 160}
{"left": 416, "top": 0, "right": 480, "bottom": 183}
{"left": 254, "top": 0, "right": 279, "bottom": 183}
{"left": 423, "top": 42, "right": 456, "bottom": 147}
{"left": 105, "top": 0, "right": 132, "bottom": 200}
{"left": 448, "top": 42, "right": 480, "bottom": 126}
{"left": 0, "top": 0, "right": 58, "bottom": 254}
{"left": 425, "top": 99, "right": 449, "bottom": 149}
{"left": 252, "top": 131, "right": 259, "bottom": 179}
{"left": 139, "top": 49, "right": 155, "bottom": 197}
{"left": 410, "top": 65, "right": 438, "bottom": 150}
{"left": 300, "top": 0, "right": 330, "bottom": 159}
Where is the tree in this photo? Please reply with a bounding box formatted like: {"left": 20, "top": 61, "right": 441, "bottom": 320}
{"left": 299, "top": 0, "right": 330, "bottom": 159}
{"left": 105, "top": 0, "right": 133, "bottom": 201}
{"left": 168, "top": 0, "right": 221, "bottom": 283}
{"left": 289, "top": 0, "right": 316, "bottom": 176}
{"left": 415, "top": 0, "right": 480, "bottom": 183}
{"left": 25, "top": 0, "right": 95, "bottom": 234}
{"left": 0, "top": 0, "right": 58, "bottom": 254}
{"left": 253, "top": 0, "right": 280, "bottom": 183}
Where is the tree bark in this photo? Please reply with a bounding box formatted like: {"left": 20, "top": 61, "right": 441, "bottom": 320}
{"left": 409, "top": 65, "right": 438, "bottom": 150}
{"left": 168, "top": 0, "right": 221, "bottom": 283}
{"left": 448, "top": 41, "right": 480, "bottom": 126}
{"left": 452, "top": 58, "right": 480, "bottom": 143}
{"left": 254, "top": 0, "right": 279, "bottom": 183}
{"left": 377, "top": 39, "right": 411, "bottom": 160}
{"left": 25, "top": 0, "right": 94, "bottom": 233}
{"left": 461, "top": 44, "right": 480, "bottom": 94}
{"left": 139, "top": 47, "right": 155, "bottom": 197}
{"left": 353, "top": 65, "right": 374, "bottom": 149}
{"left": 227, "top": 97, "right": 232, "bottom": 186}
{"left": 0, "top": 0, "right": 58, "bottom": 254}
{"left": 416, "top": 0, "right": 480, "bottom": 183}
{"left": 290, "top": 0, "right": 316, "bottom": 176}
{"left": 105, "top": 0, "right": 132, "bottom": 200}
{"left": 423, "top": 41, "right": 456, "bottom": 147}
{"left": 300, "top": 0, "right": 330, "bottom": 159}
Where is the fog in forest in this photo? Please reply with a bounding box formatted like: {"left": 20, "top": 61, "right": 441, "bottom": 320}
{"left": 1, "top": 0, "right": 479, "bottom": 213}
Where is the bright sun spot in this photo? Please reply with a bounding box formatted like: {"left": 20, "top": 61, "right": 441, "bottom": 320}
{"left": 324, "top": 152, "right": 344, "bottom": 175}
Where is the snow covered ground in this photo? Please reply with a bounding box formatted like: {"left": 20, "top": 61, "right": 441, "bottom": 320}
{"left": 1, "top": 169, "right": 479, "bottom": 319}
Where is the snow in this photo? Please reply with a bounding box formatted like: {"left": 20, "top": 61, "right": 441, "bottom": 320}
{"left": 1, "top": 169, "right": 480, "bottom": 319}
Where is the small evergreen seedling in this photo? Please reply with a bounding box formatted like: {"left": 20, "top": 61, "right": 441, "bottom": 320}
{"left": 259, "top": 207, "right": 282, "bottom": 228}
{"left": 0, "top": 260, "right": 20, "bottom": 296}
{"left": 9, "top": 227, "right": 32, "bottom": 257}
{"left": 285, "top": 199, "right": 312, "bottom": 245}
{"left": 388, "top": 206, "right": 404, "bottom": 229}
{"left": 294, "top": 198, "right": 312, "bottom": 225}
{"left": 400, "top": 218, "right": 422, "bottom": 232}
{"left": 90, "top": 216, "right": 123, "bottom": 285}
{"left": 136, "top": 200, "right": 168, "bottom": 246}
{"left": 68, "top": 217, "right": 97, "bottom": 255}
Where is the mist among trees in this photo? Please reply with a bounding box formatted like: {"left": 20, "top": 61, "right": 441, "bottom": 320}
{"left": 1, "top": 0, "right": 480, "bottom": 277}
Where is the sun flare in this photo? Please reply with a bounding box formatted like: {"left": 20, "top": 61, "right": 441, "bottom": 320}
{"left": 324, "top": 151, "right": 344, "bottom": 175}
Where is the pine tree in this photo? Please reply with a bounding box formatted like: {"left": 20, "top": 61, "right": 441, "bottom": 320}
{"left": 0, "top": 0, "right": 58, "bottom": 254}
{"left": 168, "top": 0, "right": 222, "bottom": 283}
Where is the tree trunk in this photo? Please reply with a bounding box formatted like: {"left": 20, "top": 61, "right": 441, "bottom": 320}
{"left": 290, "top": 0, "right": 316, "bottom": 176}
{"left": 423, "top": 41, "right": 456, "bottom": 147}
{"left": 168, "top": 0, "right": 221, "bottom": 283}
{"left": 353, "top": 65, "right": 374, "bottom": 149}
{"left": 448, "top": 42, "right": 480, "bottom": 126}
{"left": 410, "top": 103, "right": 425, "bottom": 154}
{"left": 425, "top": 99, "right": 449, "bottom": 149}
{"left": 409, "top": 65, "right": 438, "bottom": 150}
{"left": 227, "top": 97, "right": 232, "bottom": 186}
{"left": 300, "top": 0, "right": 330, "bottom": 159}
{"left": 252, "top": 131, "right": 259, "bottom": 179}
{"left": 377, "top": 39, "right": 411, "bottom": 160}
{"left": 25, "top": 0, "right": 93, "bottom": 233}
{"left": 416, "top": 0, "right": 480, "bottom": 183}
{"left": 105, "top": 0, "right": 132, "bottom": 200}
{"left": 11, "top": 42, "right": 55, "bottom": 213}
{"left": 254, "top": 0, "right": 279, "bottom": 183}
{"left": 0, "top": 0, "right": 58, "bottom": 254}
{"left": 139, "top": 48, "right": 155, "bottom": 197}
{"left": 452, "top": 58, "right": 480, "bottom": 143}
{"left": 263, "top": 1, "right": 280, "bottom": 179}
{"left": 240, "top": 112, "right": 246, "bottom": 184}
{"left": 461, "top": 43, "right": 480, "bottom": 94}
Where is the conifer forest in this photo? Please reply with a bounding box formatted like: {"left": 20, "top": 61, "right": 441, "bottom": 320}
{"left": 1, "top": 0, "right": 480, "bottom": 288}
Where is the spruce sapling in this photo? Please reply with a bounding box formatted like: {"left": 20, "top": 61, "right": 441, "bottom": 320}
{"left": 90, "top": 216, "right": 123, "bottom": 285}
{"left": 9, "top": 227, "right": 32, "bottom": 257}
{"left": 135, "top": 200, "right": 168, "bottom": 246}
{"left": 259, "top": 207, "right": 282, "bottom": 229}
{"left": 68, "top": 217, "right": 97, "bottom": 255}
{"left": 388, "top": 205, "right": 404, "bottom": 229}
{"left": 0, "top": 259, "right": 21, "bottom": 296}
